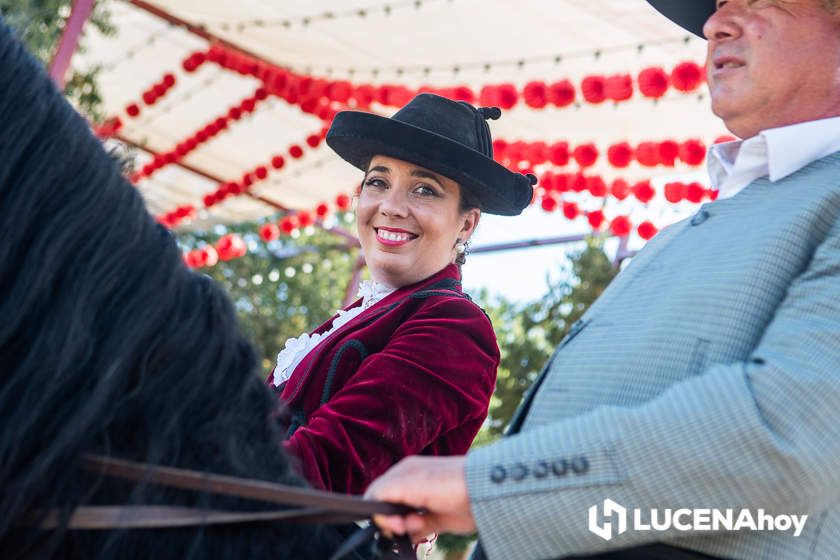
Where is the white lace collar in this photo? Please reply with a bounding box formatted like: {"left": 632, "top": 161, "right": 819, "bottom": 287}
{"left": 272, "top": 279, "right": 395, "bottom": 387}
{"left": 357, "top": 279, "right": 395, "bottom": 310}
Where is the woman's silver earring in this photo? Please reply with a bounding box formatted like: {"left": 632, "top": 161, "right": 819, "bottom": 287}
{"left": 455, "top": 240, "right": 466, "bottom": 254}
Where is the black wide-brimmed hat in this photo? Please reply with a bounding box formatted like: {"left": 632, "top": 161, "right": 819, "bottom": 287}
{"left": 646, "top": 0, "right": 715, "bottom": 38}
{"left": 326, "top": 93, "right": 535, "bottom": 216}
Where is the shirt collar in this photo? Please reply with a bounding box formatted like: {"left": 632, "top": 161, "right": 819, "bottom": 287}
{"left": 708, "top": 115, "right": 840, "bottom": 194}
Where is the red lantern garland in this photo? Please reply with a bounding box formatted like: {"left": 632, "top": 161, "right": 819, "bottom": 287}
{"left": 637, "top": 220, "right": 659, "bottom": 240}
{"left": 216, "top": 233, "right": 248, "bottom": 261}
{"left": 580, "top": 75, "right": 607, "bottom": 104}
{"left": 604, "top": 73, "right": 633, "bottom": 102}
{"left": 496, "top": 137, "right": 711, "bottom": 171}
{"left": 670, "top": 61, "right": 705, "bottom": 92}
{"left": 587, "top": 209, "right": 605, "bottom": 229}
{"left": 637, "top": 66, "right": 669, "bottom": 99}
{"left": 609, "top": 215, "right": 632, "bottom": 237}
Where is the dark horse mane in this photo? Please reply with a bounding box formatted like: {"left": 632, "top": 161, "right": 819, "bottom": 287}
{"left": 0, "top": 19, "right": 348, "bottom": 559}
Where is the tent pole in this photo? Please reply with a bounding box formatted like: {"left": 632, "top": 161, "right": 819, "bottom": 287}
{"left": 48, "top": 0, "right": 95, "bottom": 89}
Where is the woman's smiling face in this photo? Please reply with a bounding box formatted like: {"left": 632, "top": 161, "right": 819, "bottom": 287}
{"left": 356, "top": 155, "right": 480, "bottom": 288}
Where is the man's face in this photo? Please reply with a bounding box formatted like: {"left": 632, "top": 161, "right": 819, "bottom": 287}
{"left": 704, "top": 0, "right": 840, "bottom": 138}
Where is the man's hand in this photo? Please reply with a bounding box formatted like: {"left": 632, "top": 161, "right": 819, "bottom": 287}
{"left": 364, "top": 455, "right": 477, "bottom": 541}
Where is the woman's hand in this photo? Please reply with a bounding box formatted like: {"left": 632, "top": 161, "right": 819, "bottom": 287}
{"left": 364, "top": 455, "right": 477, "bottom": 542}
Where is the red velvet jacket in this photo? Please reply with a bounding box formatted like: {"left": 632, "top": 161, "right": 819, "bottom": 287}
{"left": 274, "top": 264, "right": 499, "bottom": 495}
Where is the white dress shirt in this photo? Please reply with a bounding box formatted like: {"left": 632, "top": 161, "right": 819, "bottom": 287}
{"left": 708, "top": 116, "right": 840, "bottom": 200}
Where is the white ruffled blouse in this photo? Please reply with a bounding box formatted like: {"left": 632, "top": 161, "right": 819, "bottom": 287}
{"left": 272, "top": 280, "right": 395, "bottom": 387}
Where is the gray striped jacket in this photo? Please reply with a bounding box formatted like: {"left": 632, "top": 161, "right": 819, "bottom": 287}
{"left": 466, "top": 151, "right": 840, "bottom": 559}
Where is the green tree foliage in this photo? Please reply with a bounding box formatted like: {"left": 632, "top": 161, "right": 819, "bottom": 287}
{"left": 1, "top": 0, "right": 114, "bottom": 120}
{"left": 177, "top": 219, "right": 359, "bottom": 373}
{"left": 479, "top": 237, "right": 619, "bottom": 440}
{"left": 439, "top": 238, "right": 619, "bottom": 557}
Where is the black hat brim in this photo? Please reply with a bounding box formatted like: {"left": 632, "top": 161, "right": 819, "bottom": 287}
{"left": 646, "top": 0, "right": 715, "bottom": 38}
{"left": 326, "top": 111, "right": 533, "bottom": 216}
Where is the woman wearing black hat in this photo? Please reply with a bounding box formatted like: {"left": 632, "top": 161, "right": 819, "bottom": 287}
{"left": 271, "top": 93, "right": 534, "bottom": 495}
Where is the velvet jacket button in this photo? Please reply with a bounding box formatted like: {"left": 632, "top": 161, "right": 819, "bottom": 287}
{"left": 490, "top": 465, "right": 506, "bottom": 483}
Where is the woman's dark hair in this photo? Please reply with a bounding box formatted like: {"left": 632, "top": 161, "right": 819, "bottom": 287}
{"left": 0, "top": 19, "right": 346, "bottom": 559}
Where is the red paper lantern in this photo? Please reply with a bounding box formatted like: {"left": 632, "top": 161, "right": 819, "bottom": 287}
{"left": 328, "top": 80, "right": 353, "bottom": 103}
{"left": 289, "top": 145, "right": 304, "bottom": 159}
{"left": 306, "top": 134, "right": 321, "bottom": 148}
{"left": 665, "top": 181, "right": 685, "bottom": 204}
{"left": 610, "top": 178, "right": 631, "bottom": 200}
{"left": 492, "top": 139, "right": 508, "bottom": 162}
{"left": 562, "top": 201, "right": 580, "bottom": 220}
{"left": 315, "top": 202, "right": 330, "bottom": 218}
{"left": 664, "top": 181, "right": 686, "bottom": 203}
{"left": 610, "top": 215, "right": 632, "bottom": 237}
{"left": 605, "top": 73, "right": 633, "bottom": 102}
{"left": 587, "top": 209, "right": 605, "bottom": 229}
{"left": 271, "top": 155, "right": 286, "bottom": 169}
{"left": 259, "top": 223, "right": 280, "bottom": 241}
{"left": 525, "top": 141, "right": 549, "bottom": 165}
{"left": 632, "top": 180, "right": 656, "bottom": 203}
{"left": 635, "top": 142, "right": 661, "bottom": 167}
{"left": 185, "top": 249, "right": 203, "bottom": 269}
{"left": 228, "top": 106, "right": 242, "bottom": 120}
{"left": 658, "top": 140, "right": 680, "bottom": 167}
{"left": 552, "top": 173, "right": 570, "bottom": 193}
{"left": 572, "top": 143, "right": 599, "bottom": 167}
{"left": 587, "top": 176, "right": 607, "bottom": 197}
{"left": 637, "top": 220, "right": 659, "bottom": 240}
{"left": 638, "top": 66, "right": 669, "bottom": 99}
{"left": 540, "top": 194, "right": 558, "bottom": 212}
{"left": 680, "top": 139, "right": 707, "bottom": 166}
{"left": 581, "top": 75, "right": 606, "bottom": 104}
{"left": 353, "top": 84, "right": 375, "bottom": 107}
{"left": 335, "top": 193, "right": 352, "bottom": 210}
{"left": 505, "top": 141, "right": 526, "bottom": 167}
{"left": 548, "top": 79, "right": 576, "bottom": 107}
{"left": 216, "top": 233, "right": 247, "bottom": 261}
{"left": 201, "top": 245, "right": 219, "bottom": 267}
{"left": 142, "top": 90, "right": 157, "bottom": 105}
{"left": 452, "top": 85, "right": 475, "bottom": 104}
{"left": 280, "top": 215, "right": 299, "bottom": 234}
{"left": 125, "top": 103, "right": 140, "bottom": 117}
{"left": 479, "top": 85, "right": 499, "bottom": 107}
{"left": 548, "top": 141, "right": 570, "bottom": 166}
{"left": 607, "top": 142, "right": 633, "bottom": 168}
{"left": 254, "top": 166, "right": 268, "bottom": 180}
{"left": 542, "top": 171, "right": 557, "bottom": 192}
{"left": 523, "top": 81, "right": 549, "bottom": 109}
{"left": 297, "top": 211, "right": 314, "bottom": 228}
{"left": 496, "top": 83, "right": 519, "bottom": 110}
{"left": 571, "top": 173, "right": 587, "bottom": 192}
{"left": 685, "top": 181, "right": 706, "bottom": 203}
{"left": 670, "top": 61, "right": 704, "bottom": 92}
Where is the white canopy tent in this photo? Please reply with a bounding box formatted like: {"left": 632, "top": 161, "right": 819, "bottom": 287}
{"left": 71, "top": 0, "right": 727, "bottom": 238}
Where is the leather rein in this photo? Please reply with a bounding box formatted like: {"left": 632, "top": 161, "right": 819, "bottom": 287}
{"left": 38, "top": 454, "right": 420, "bottom": 559}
